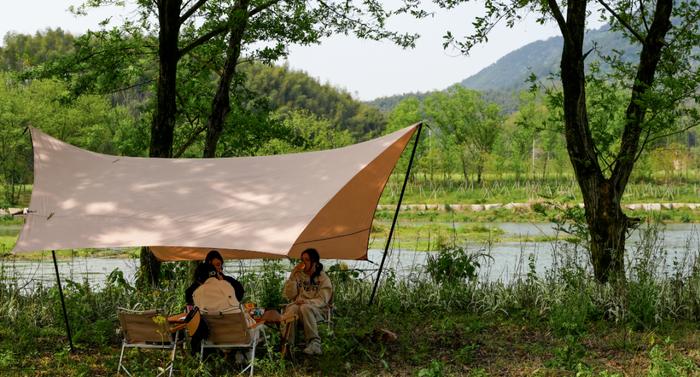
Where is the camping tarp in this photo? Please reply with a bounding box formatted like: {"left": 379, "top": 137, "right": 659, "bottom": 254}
{"left": 12, "top": 124, "right": 419, "bottom": 261}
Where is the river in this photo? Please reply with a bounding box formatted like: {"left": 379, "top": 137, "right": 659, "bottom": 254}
{"left": 1, "top": 223, "right": 698, "bottom": 288}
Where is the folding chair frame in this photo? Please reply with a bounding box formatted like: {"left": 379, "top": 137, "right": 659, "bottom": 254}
{"left": 200, "top": 312, "right": 265, "bottom": 377}
{"left": 116, "top": 308, "right": 182, "bottom": 377}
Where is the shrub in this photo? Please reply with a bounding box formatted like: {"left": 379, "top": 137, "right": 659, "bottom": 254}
{"left": 426, "top": 245, "right": 489, "bottom": 285}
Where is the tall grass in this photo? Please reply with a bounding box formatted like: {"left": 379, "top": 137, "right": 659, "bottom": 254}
{"left": 0, "top": 224, "right": 698, "bottom": 375}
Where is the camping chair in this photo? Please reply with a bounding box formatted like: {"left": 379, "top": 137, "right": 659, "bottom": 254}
{"left": 200, "top": 310, "right": 265, "bottom": 377}
{"left": 117, "top": 308, "right": 182, "bottom": 377}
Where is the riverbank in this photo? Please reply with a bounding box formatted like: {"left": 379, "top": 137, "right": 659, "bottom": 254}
{"left": 2, "top": 204, "right": 700, "bottom": 259}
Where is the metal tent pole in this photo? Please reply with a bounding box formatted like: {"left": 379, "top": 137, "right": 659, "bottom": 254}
{"left": 52, "top": 250, "right": 75, "bottom": 352}
{"left": 369, "top": 123, "right": 423, "bottom": 306}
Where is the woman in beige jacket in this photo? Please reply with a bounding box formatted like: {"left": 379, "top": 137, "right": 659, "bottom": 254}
{"left": 283, "top": 248, "right": 333, "bottom": 355}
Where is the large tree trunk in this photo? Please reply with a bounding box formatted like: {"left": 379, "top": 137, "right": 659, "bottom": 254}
{"left": 556, "top": 1, "right": 627, "bottom": 283}
{"left": 140, "top": 0, "right": 183, "bottom": 287}
{"left": 580, "top": 179, "right": 627, "bottom": 282}
{"left": 548, "top": 0, "right": 673, "bottom": 283}
{"left": 150, "top": 0, "right": 181, "bottom": 159}
{"left": 138, "top": 246, "right": 162, "bottom": 288}
{"left": 203, "top": 0, "right": 251, "bottom": 158}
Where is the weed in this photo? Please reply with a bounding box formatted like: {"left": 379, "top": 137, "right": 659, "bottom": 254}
{"left": 417, "top": 359, "right": 446, "bottom": 377}
{"left": 647, "top": 337, "right": 698, "bottom": 377}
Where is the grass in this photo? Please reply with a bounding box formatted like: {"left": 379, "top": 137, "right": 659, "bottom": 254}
{"left": 2, "top": 315, "right": 696, "bottom": 376}
{"left": 378, "top": 176, "right": 700, "bottom": 206}
{"left": 2, "top": 225, "right": 699, "bottom": 376}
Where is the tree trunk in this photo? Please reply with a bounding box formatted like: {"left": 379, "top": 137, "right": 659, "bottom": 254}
{"left": 580, "top": 179, "right": 627, "bottom": 282}
{"left": 476, "top": 163, "right": 483, "bottom": 184}
{"left": 459, "top": 152, "right": 469, "bottom": 186}
{"left": 203, "top": 0, "right": 251, "bottom": 158}
{"left": 548, "top": 0, "right": 673, "bottom": 283}
{"left": 138, "top": 246, "right": 162, "bottom": 288}
{"left": 140, "top": 0, "right": 183, "bottom": 287}
{"left": 541, "top": 152, "right": 548, "bottom": 182}
{"left": 150, "top": 0, "right": 181, "bottom": 159}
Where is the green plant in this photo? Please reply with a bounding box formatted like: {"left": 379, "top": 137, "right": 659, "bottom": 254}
{"left": 547, "top": 334, "right": 587, "bottom": 371}
{"left": 549, "top": 204, "right": 589, "bottom": 245}
{"left": 455, "top": 343, "right": 479, "bottom": 364}
{"left": 426, "top": 245, "right": 490, "bottom": 284}
{"left": 574, "top": 363, "right": 623, "bottom": 377}
{"left": 647, "top": 338, "right": 698, "bottom": 377}
{"left": 417, "top": 359, "right": 446, "bottom": 377}
{"left": 327, "top": 262, "right": 360, "bottom": 283}
{"left": 549, "top": 287, "right": 595, "bottom": 337}
{"left": 256, "top": 260, "right": 286, "bottom": 309}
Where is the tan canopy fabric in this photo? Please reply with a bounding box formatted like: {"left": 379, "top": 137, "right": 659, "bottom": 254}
{"left": 13, "top": 124, "right": 419, "bottom": 261}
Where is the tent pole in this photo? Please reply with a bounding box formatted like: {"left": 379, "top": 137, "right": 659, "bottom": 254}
{"left": 52, "top": 250, "right": 75, "bottom": 352}
{"left": 369, "top": 123, "right": 423, "bottom": 306}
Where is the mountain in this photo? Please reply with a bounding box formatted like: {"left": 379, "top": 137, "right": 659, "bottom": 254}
{"left": 460, "top": 25, "right": 635, "bottom": 92}
{"left": 368, "top": 25, "right": 636, "bottom": 113}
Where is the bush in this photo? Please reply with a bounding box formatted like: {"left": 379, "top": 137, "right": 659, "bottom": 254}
{"left": 426, "top": 245, "right": 488, "bottom": 285}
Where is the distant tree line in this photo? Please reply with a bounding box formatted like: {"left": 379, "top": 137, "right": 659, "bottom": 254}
{"left": 384, "top": 83, "right": 699, "bottom": 190}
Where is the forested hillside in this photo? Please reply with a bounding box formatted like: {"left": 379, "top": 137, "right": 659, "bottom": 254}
{"left": 460, "top": 25, "right": 634, "bottom": 92}
{"left": 242, "top": 63, "right": 386, "bottom": 138}
{"left": 0, "top": 29, "right": 385, "bottom": 142}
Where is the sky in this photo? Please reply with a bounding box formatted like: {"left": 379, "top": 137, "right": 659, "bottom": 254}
{"left": 0, "top": 0, "right": 571, "bottom": 101}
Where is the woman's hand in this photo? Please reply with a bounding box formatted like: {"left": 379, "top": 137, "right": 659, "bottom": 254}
{"left": 293, "top": 262, "right": 305, "bottom": 273}
{"left": 295, "top": 297, "right": 306, "bottom": 305}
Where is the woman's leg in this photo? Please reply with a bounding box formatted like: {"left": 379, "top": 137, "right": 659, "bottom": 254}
{"left": 298, "top": 304, "right": 323, "bottom": 354}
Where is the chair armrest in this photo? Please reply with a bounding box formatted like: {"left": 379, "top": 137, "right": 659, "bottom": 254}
{"left": 169, "top": 323, "right": 187, "bottom": 333}
{"left": 248, "top": 321, "right": 265, "bottom": 329}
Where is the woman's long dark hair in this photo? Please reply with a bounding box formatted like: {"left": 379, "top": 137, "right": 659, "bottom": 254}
{"left": 205, "top": 249, "right": 224, "bottom": 266}
{"left": 194, "top": 263, "right": 217, "bottom": 284}
{"left": 302, "top": 248, "right": 323, "bottom": 285}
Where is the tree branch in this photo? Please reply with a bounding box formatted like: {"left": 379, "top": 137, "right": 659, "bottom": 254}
{"left": 178, "top": 25, "right": 229, "bottom": 57}
{"left": 180, "top": 0, "right": 209, "bottom": 24}
{"left": 249, "top": 0, "right": 283, "bottom": 17}
{"left": 633, "top": 121, "right": 654, "bottom": 164}
{"left": 546, "top": 0, "right": 571, "bottom": 42}
{"left": 315, "top": 0, "right": 386, "bottom": 36}
{"left": 173, "top": 92, "right": 206, "bottom": 157}
{"left": 173, "top": 124, "right": 207, "bottom": 157}
{"left": 597, "top": 0, "right": 646, "bottom": 44}
{"left": 666, "top": 11, "right": 700, "bottom": 50}
{"left": 100, "top": 79, "right": 156, "bottom": 95}
{"left": 643, "top": 123, "right": 699, "bottom": 146}
{"left": 638, "top": 0, "right": 650, "bottom": 34}
{"left": 611, "top": 0, "right": 673, "bottom": 191}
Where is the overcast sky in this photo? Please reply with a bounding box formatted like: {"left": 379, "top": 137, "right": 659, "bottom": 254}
{"left": 0, "top": 0, "right": 576, "bottom": 101}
